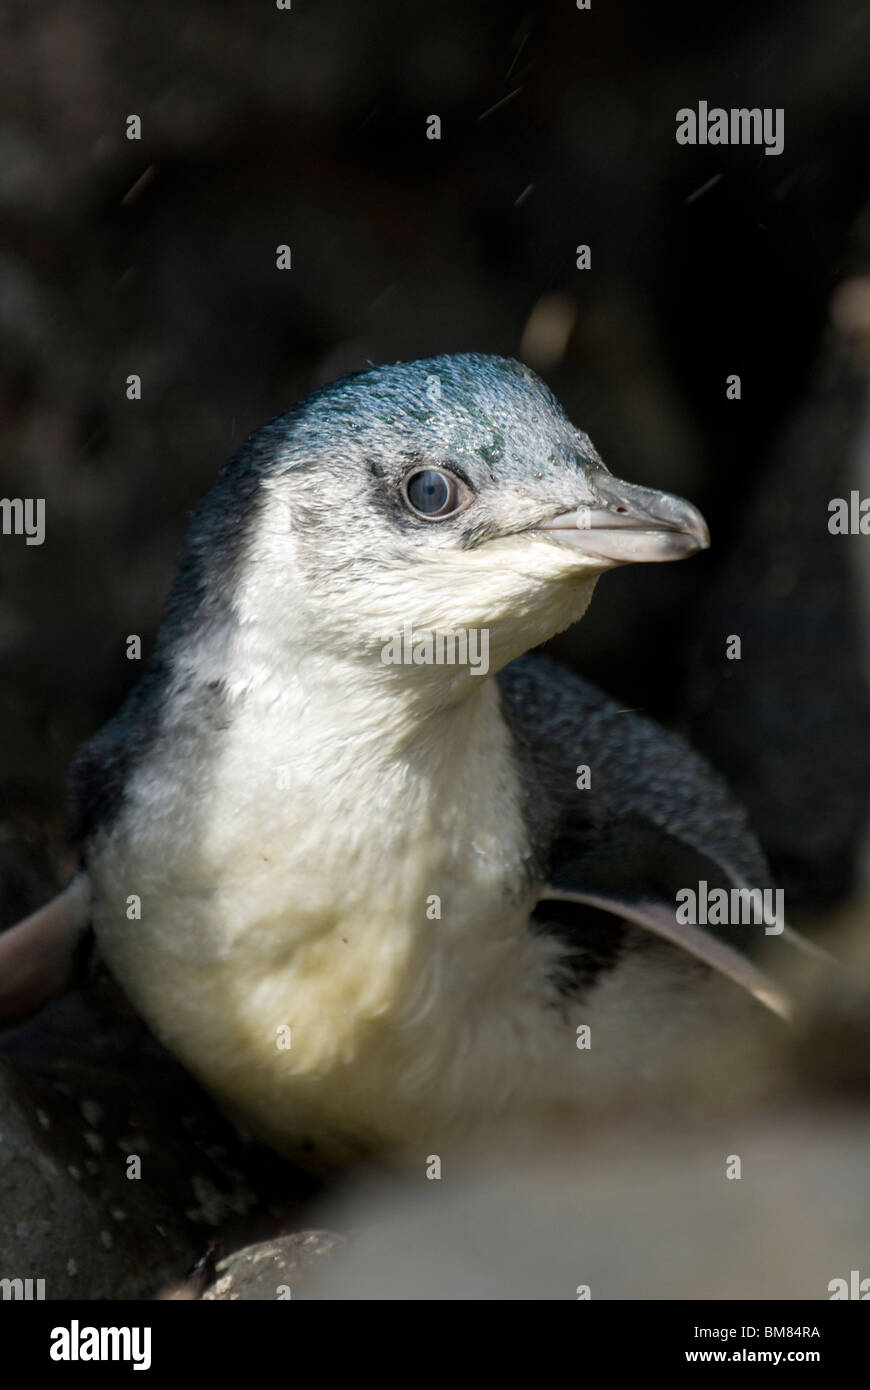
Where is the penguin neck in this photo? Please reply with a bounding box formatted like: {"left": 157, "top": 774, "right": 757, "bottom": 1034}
{"left": 230, "top": 618, "right": 507, "bottom": 773}
{"left": 178, "top": 618, "right": 537, "bottom": 936}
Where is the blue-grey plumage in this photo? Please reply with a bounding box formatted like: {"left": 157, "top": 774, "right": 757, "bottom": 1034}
{"left": 0, "top": 354, "right": 793, "bottom": 1165}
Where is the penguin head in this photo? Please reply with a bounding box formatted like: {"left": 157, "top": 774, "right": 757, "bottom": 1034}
{"left": 198, "top": 354, "right": 709, "bottom": 686}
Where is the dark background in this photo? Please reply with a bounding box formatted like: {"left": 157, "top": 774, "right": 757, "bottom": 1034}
{"left": 2, "top": 0, "right": 870, "bottom": 922}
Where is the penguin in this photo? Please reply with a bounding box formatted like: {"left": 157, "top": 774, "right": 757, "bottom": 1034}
{"left": 0, "top": 353, "right": 797, "bottom": 1165}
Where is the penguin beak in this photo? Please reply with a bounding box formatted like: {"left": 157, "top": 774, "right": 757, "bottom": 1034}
{"left": 537, "top": 477, "right": 710, "bottom": 565}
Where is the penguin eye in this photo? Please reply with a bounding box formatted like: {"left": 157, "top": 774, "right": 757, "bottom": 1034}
{"left": 402, "top": 468, "right": 470, "bottom": 520}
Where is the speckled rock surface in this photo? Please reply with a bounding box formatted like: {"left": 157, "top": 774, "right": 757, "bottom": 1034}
{"left": 0, "top": 1055, "right": 312, "bottom": 1299}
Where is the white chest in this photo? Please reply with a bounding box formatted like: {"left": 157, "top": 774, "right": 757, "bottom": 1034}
{"left": 89, "top": 667, "right": 564, "bottom": 1159}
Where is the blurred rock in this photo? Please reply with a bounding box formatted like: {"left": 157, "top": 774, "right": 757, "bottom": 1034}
{"left": 200, "top": 1232, "right": 344, "bottom": 1301}
{"left": 299, "top": 1109, "right": 870, "bottom": 1299}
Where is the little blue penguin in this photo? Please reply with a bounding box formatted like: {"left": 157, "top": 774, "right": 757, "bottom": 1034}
{"left": 0, "top": 354, "right": 794, "bottom": 1166}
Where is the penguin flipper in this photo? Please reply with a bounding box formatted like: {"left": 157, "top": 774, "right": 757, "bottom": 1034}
{"left": 0, "top": 875, "right": 92, "bottom": 1027}
{"left": 500, "top": 654, "right": 795, "bottom": 1018}
{"left": 538, "top": 816, "right": 793, "bottom": 1019}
